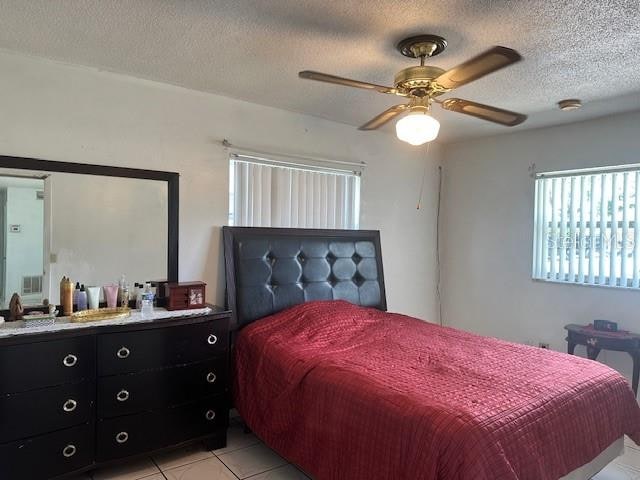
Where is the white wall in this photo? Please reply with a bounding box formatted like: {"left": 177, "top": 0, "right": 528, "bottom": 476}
{"left": 441, "top": 110, "right": 640, "bottom": 380}
{"left": 0, "top": 51, "right": 442, "bottom": 321}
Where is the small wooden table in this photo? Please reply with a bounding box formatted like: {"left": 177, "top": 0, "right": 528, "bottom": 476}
{"left": 565, "top": 323, "right": 640, "bottom": 396}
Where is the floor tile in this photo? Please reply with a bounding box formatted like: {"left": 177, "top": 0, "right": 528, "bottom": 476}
{"left": 91, "top": 457, "right": 161, "bottom": 480}
{"left": 213, "top": 423, "right": 260, "bottom": 455}
{"left": 153, "top": 442, "right": 215, "bottom": 470}
{"left": 163, "top": 457, "right": 237, "bottom": 480}
{"left": 617, "top": 448, "right": 640, "bottom": 471}
{"left": 217, "top": 443, "right": 288, "bottom": 479}
{"left": 627, "top": 436, "right": 640, "bottom": 451}
{"left": 246, "top": 464, "right": 311, "bottom": 479}
{"left": 593, "top": 462, "right": 640, "bottom": 480}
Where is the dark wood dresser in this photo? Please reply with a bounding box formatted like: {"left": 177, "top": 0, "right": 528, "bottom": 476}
{"left": 0, "top": 306, "right": 230, "bottom": 480}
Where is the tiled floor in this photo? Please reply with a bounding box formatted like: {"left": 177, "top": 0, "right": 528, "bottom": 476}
{"left": 71, "top": 417, "right": 309, "bottom": 480}
{"left": 592, "top": 437, "right": 640, "bottom": 480}
{"left": 71, "top": 419, "right": 640, "bottom": 480}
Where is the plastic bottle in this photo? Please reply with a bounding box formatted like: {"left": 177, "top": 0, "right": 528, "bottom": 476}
{"left": 73, "top": 282, "right": 81, "bottom": 307}
{"left": 140, "top": 282, "right": 155, "bottom": 317}
{"left": 118, "top": 275, "right": 125, "bottom": 301}
{"left": 135, "top": 283, "right": 142, "bottom": 310}
{"left": 120, "top": 283, "right": 130, "bottom": 308}
{"left": 76, "top": 285, "right": 88, "bottom": 311}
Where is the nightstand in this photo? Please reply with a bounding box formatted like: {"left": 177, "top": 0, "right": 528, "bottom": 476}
{"left": 565, "top": 323, "right": 640, "bottom": 396}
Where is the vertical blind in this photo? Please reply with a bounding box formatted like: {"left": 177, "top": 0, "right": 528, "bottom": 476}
{"left": 533, "top": 166, "right": 640, "bottom": 288}
{"left": 229, "top": 155, "right": 361, "bottom": 229}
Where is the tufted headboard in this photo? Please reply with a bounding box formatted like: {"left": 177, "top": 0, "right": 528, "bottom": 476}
{"left": 223, "top": 227, "right": 387, "bottom": 329}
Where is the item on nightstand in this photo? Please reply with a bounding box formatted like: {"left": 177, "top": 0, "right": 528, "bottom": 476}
{"left": 120, "top": 282, "right": 130, "bottom": 308}
{"left": 73, "top": 282, "right": 80, "bottom": 306}
{"left": 165, "top": 281, "right": 207, "bottom": 311}
{"left": 594, "top": 319, "right": 618, "bottom": 332}
{"left": 59, "top": 276, "right": 66, "bottom": 306}
{"left": 61, "top": 277, "right": 74, "bottom": 316}
{"left": 8, "top": 293, "right": 23, "bottom": 321}
{"left": 134, "top": 283, "right": 144, "bottom": 309}
{"left": 70, "top": 306, "right": 131, "bottom": 323}
{"left": 86, "top": 286, "right": 101, "bottom": 310}
{"left": 77, "top": 285, "right": 88, "bottom": 311}
{"left": 44, "top": 299, "right": 56, "bottom": 315}
{"left": 23, "top": 310, "right": 57, "bottom": 328}
{"left": 118, "top": 274, "right": 129, "bottom": 307}
{"left": 103, "top": 284, "right": 119, "bottom": 308}
{"left": 140, "top": 282, "right": 155, "bottom": 316}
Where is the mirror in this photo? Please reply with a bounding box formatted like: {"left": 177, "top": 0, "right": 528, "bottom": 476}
{"left": 0, "top": 157, "right": 178, "bottom": 310}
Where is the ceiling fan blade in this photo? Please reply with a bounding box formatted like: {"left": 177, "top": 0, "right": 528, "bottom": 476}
{"left": 439, "top": 98, "right": 527, "bottom": 126}
{"left": 434, "top": 46, "right": 522, "bottom": 90}
{"left": 358, "top": 104, "right": 409, "bottom": 130}
{"left": 299, "top": 71, "right": 398, "bottom": 95}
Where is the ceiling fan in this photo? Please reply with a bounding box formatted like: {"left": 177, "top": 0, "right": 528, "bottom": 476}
{"left": 299, "top": 35, "right": 527, "bottom": 145}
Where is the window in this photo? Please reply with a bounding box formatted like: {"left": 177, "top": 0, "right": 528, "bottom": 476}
{"left": 22, "top": 275, "right": 43, "bottom": 295}
{"left": 229, "top": 153, "right": 361, "bottom": 229}
{"left": 532, "top": 165, "right": 640, "bottom": 289}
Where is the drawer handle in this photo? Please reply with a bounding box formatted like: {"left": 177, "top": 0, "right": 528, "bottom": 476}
{"left": 62, "top": 354, "right": 78, "bottom": 367}
{"left": 116, "top": 346, "right": 130, "bottom": 359}
{"left": 115, "top": 431, "right": 129, "bottom": 444}
{"left": 116, "top": 389, "right": 130, "bottom": 402}
{"left": 62, "top": 444, "right": 76, "bottom": 458}
{"left": 205, "top": 409, "right": 216, "bottom": 421}
{"left": 207, "top": 334, "right": 218, "bottom": 345}
{"left": 63, "top": 399, "right": 77, "bottom": 412}
{"left": 206, "top": 372, "right": 217, "bottom": 383}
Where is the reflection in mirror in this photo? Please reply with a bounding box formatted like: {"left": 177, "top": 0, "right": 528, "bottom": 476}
{"left": 0, "top": 175, "right": 45, "bottom": 308}
{"left": 0, "top": 169, "right": 168, "bottom": 309}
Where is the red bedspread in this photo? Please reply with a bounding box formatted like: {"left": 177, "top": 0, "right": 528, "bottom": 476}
{"left": 233, "top": 301, "right": 640, "bottom": 480}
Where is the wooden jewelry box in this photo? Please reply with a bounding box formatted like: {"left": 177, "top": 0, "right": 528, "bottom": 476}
{"left": 164, "top": 282, "right": 207, "bottom": 311}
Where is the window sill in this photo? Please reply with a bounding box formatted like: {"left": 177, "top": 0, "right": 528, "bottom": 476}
{"left": 532, "top": 277, "right": 640, "bottom": 292}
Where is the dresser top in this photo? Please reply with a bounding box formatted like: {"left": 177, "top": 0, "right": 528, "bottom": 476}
{"left": 0, "top": 306, "right": 229, "bottom": 339}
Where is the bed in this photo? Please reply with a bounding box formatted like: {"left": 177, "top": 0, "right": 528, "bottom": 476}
{"left": 223, "top": 226, "right": 640, "bottom": 480}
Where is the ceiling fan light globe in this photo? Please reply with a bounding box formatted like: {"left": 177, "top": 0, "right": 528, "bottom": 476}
{"left": 395, "top": 112, "right": 440, "bottom": 145}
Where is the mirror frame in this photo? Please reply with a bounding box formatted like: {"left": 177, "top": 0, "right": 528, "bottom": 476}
{"left": 0, "top": 155, "right": 179, "bottom": 282}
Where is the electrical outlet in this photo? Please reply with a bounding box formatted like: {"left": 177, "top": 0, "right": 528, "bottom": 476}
{"left": 538, "top": 342, "right": 550, "bottom": 349}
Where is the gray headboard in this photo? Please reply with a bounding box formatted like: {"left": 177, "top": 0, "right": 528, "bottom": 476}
{"left": 223, "top": 227, "right": 387, "bottom": 329}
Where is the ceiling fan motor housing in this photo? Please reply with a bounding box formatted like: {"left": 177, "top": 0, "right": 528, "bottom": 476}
{"left": 394, "top": 66, "right": 449, "bottom": 97}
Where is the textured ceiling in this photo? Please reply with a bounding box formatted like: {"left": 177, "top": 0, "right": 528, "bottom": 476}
{"left": 0, "top": 0, "right": 639, "bottom": 143}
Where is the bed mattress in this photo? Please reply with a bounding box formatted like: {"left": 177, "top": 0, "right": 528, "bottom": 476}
{"left": 233, "top": 301, "right": 640, "bottom": 479}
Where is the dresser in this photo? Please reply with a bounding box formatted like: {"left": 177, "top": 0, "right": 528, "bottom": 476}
{"left": 0, "top": 306, "right": 230, "bottom": 480}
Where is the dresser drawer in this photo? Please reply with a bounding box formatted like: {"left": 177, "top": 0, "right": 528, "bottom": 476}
{"left": 0, "top": 381, "right": 93, "bottom": 443}
{"left": 97, "top": 318, "right": 228, "bottom": 376}
{"left": 0, "top": 336, "right": 95, "bottom": 394}
{"left": 96, "top": 395, "right": 226, "bottom": 461}
{"left": 0, "top": 423, "right": 93, "bottom": 480}
{"left": 97, "top": 358, "right": 227, "bottom": 418}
